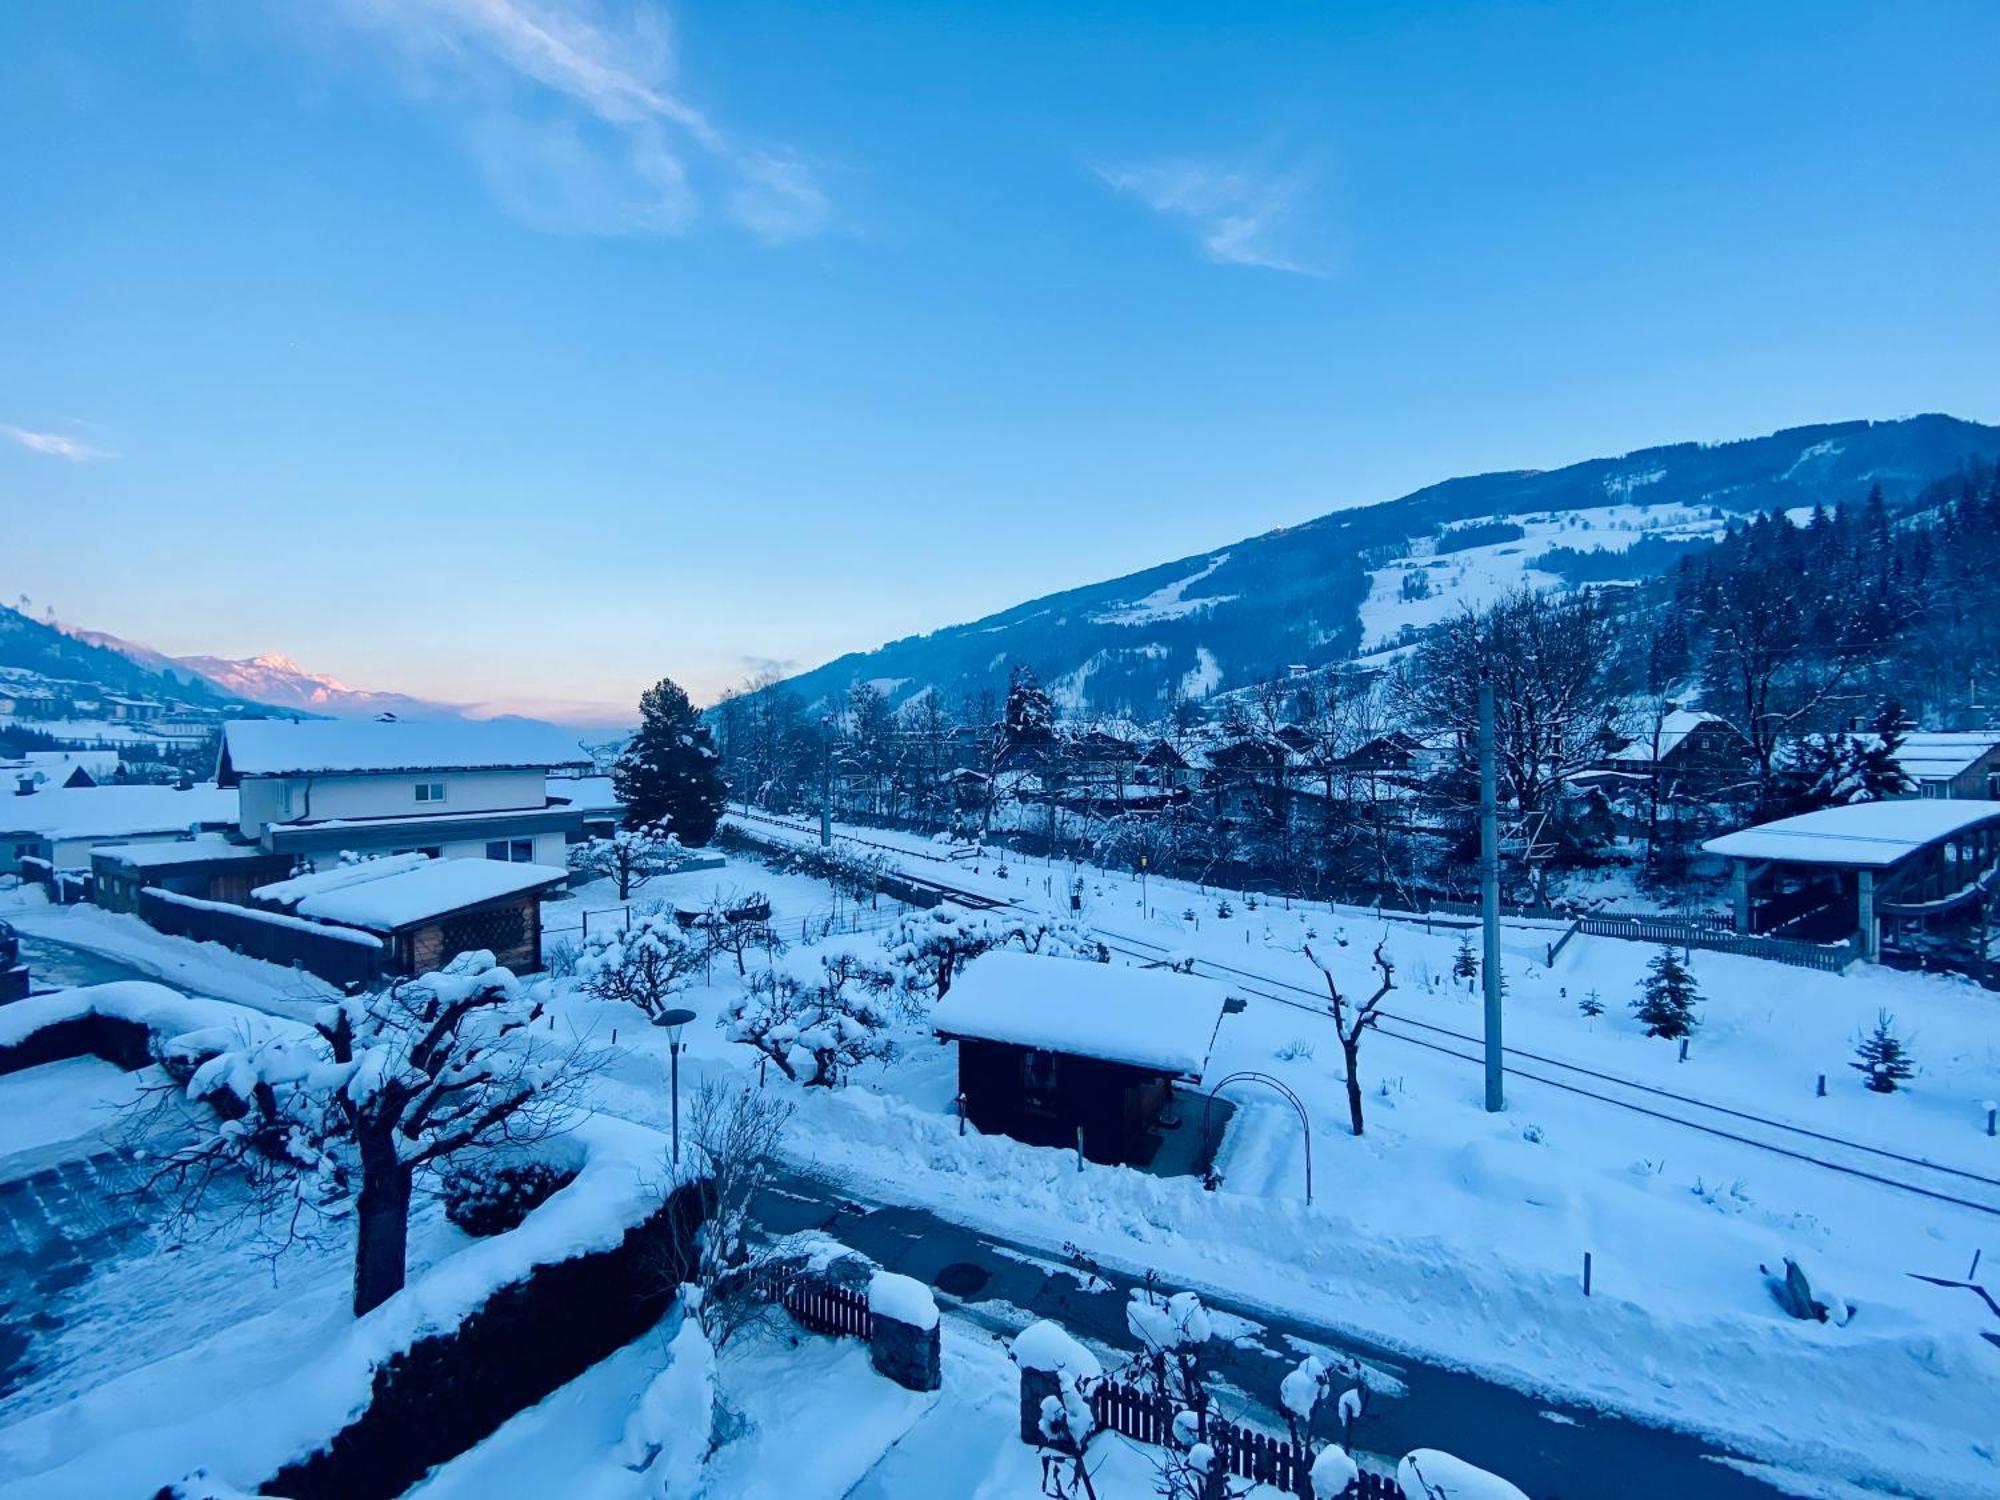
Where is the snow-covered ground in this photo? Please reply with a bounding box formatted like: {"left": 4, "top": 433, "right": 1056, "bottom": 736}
{"left": 7, "top": 836, "right": 1999, "bottom": 1496}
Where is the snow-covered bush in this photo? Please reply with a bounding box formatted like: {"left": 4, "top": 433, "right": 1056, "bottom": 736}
{"left": 440, "top": 1154, "right": 579, "bottom": 1237}
{"left": 722, "top": 947, "right": 897, "bottom": 1087}
{"left": 577, "top": 911, "right": 703, "bottom": 1020}
{"left": 618, "top": 1296, "right": 718, "bottom": 1491}
{"left": 1397, "top": 1448, "right": 1529, "bottom": 1500}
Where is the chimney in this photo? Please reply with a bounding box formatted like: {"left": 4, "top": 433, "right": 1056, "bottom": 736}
{"left": 15, "top": 775, "right": 34, "bottom": 797}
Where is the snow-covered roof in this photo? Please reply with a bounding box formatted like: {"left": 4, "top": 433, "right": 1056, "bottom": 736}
{"left": 1608, "top": 710, "right": 1733, "bottom": 764}
{"left": 1892, "top": 731, "right": 2000, "bottom": 783}
{"left": 547, "top": 775, "right": 623, "bottom": 814}
{"left": 0, "top": 783, "right": 238, "bottom": 841}
{"left": 933, "top": 951, "right": 1231, "bottom": 1079}
{"left": 1703, "top": 800, "right": 2000, "bottom": 868}
{"left": 91, "top": 834, "right": 274, "bottom": 870}
{"left": 269, "top": 855, "right": 569, "bottom": 932}
{"left": 218, "top": 719, "right": 590, "bottom": 781}
{"left": 253, "top": 851, "right": 433, "bottom": 905}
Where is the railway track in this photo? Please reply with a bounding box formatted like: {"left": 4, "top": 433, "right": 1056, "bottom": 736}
{"left": 724, "top": 809, "right": 2000, "bottom": 1219}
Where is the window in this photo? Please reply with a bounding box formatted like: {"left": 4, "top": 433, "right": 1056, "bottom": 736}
{"left": 485, "top": 838, "right": 537, "bottom": 863}
{"left": 415, "top": 782, "right": 446, "bottom": 804}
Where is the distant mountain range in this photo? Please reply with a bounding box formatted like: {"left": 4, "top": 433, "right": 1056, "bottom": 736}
{"left": 1, "top": 606, "right": 620, "bottom": 732}
{"left": 762, "top": 414, "right": 2000, "bottom": 716}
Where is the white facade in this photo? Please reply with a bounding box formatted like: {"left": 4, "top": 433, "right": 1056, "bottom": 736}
{"left": 236, "top": 768, "right": 551, "bottom": 839}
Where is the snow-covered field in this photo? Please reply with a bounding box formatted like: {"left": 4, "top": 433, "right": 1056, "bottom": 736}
{"left": 5, "top": 836, "right": 1999, "bottom": 1497}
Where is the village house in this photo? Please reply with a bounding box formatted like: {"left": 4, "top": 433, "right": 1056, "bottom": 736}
{"left": 216, "top": 718, "right": 593, "bottom": 869}
{"left": 1891, "top": 731, "right": 2000, "bottom": 800}
{"left": 933, "top": 952, "right": 1238, "bottom": 1167}
{"left": 1595, "top": 709, "right": 1753, "bottom": 800}
{"left": 0, "top": 781, "right": 239, "bottom": 877}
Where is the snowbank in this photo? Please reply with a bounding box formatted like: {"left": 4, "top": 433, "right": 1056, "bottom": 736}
{"left": 1397, "top": 1448, "right": 1529, "bottom": 1500}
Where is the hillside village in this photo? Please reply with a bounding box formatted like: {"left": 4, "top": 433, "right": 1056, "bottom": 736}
{"left": 4, "top": 535, "right": 2000, "bottom": 1498}
{"left": 8, "top": 6, "right": 2000, "bottom": 1497}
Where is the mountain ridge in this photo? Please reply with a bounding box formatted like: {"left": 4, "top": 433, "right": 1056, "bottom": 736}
{"left": 758, "top": 414, "right": 2000, "bottom": 716}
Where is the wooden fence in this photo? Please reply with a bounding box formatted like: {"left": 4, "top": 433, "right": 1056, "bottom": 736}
{"left": 1574, "top": 913, "right": 1853, "bottom": 972}
{"left": 780, "top": 1274, "right": 873, "bottom": 1340}
{"left": 1087, "top": 1377, "right": 1403, "bottom": 1499}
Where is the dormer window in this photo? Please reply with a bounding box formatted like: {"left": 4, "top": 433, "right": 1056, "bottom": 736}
{"left": 415, "top": 781, "right": 446, "bottom": 804}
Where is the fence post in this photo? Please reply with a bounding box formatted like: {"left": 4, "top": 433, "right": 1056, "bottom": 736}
{"left": 1583, "top": 1250, "right": 1593, "bottom": 1296}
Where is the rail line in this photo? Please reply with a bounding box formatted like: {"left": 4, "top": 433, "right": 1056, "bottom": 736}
{"left": 725, "top": 809, "right": 2000, "bottom": 1218}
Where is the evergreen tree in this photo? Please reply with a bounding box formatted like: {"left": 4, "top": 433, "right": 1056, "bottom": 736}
{"left": 1002, "top": 665, "right": 1056, "bottom": 747}
{"left": 1452, "top": 935, "right": 1478, "bottom": 989}
{"left": 1632, "top": 946, "right": 1700, "bottom": 1039}
{"left": 1578, "top": 989, "right": 1605, "bottom": 1018}
{"left": 1851, "top": 1011, "right": 1915, "bottom": 1093}
{"left": 613, "top": 677, "right": 727, "bottom": 845}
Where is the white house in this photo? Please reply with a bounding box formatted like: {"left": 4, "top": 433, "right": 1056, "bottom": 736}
{"left": 0, "top": 782, "right": 240, "bottom": 874}
{"left": 216, "top": 718, "right": 594, "bottom": 869}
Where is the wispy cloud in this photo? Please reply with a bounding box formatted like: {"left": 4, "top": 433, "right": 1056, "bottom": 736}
{"left": 1096, "top": 158, "right": 1324, "bottom": 275}
{"left": 324, "top": 0, "right": 825, "bottom": 240}
{"left": 2, "top": 425, "right": 112, "bottom": 462}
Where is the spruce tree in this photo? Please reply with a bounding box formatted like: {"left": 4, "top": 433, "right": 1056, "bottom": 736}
{"left": 1452, "top": 935, "right": 1478, "bottom": 989}
{"left": 613, "top": 677, "right": 727, "bottom": 845}
{"left": 1632, "top": 946, "right": 1700, "bottom": 1039}
{"left": 1851, "top": 1011, "right": 1915, "bottom": 1093}
{"left": 1578, "top": 989, "right": 1604, "bottom": 1018}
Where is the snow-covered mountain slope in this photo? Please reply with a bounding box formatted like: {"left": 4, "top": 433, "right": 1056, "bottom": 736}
{"left": 167, "top": 651, "right": 459, "bottom": 720}
{"left": 763, "top": 414, "right": 2000, "bottom": 715}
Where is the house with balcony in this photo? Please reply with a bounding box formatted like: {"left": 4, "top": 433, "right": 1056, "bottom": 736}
{"left": 216, "top": 718, "right": 593, "bottom": 871}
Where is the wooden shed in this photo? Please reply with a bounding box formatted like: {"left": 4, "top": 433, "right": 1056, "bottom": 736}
{"left": 932, "top": 952, "right": 1235, "bottom": 1166}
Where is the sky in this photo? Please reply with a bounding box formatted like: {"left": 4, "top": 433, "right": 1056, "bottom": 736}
{"left": 3, "top": 1, "right": 1997, "bottom": 725}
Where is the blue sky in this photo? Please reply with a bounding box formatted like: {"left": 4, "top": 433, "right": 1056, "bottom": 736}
{"left": 3, "top": 1, "right": 1996, "bottom": 723}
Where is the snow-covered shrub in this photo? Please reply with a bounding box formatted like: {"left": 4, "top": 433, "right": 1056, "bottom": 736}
{"left": 1310, "top": 1445, "right": 1360, "bottom": 1500}
{"left": 618, "top": 1296, "right": 718, "bottom": 1490}
{"left": 440, "top": 1155, "right": 579, "bottom": 1237}
{"left": 1397, "top": 1448, "right": 1529, "bottom": 1500}
{"left": 543, "top": 935, "right": 580, "bottom": 981}
{"left": 577, "top": 911, "right": 703, "bottom": 1020}
{"left": 723, "top": 947, "right": 897, "bottom": 1087}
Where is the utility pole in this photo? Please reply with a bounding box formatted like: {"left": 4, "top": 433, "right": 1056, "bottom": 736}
{"left": 1479, "top": 677, "right": 1504, "bottom": 1113}
{"left": 820, "top": 715, "right": 833, "bottom": 849}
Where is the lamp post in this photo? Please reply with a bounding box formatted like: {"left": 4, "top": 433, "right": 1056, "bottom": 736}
{"left": 654, "top": 1006, "right": 699, "bottom": 1166}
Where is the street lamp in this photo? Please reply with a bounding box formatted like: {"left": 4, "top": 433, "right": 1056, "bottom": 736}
{"left": 653, "top": 1006, "right": 699, "bottom": 1166}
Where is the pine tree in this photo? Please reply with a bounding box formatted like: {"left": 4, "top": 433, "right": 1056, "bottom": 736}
{"left": 1452, "top": 935, "right": 1478, "bottom": 989}
{"left": 1851, "top": 1011, "right": 1915, "bottom": 1094}
{"left": 1002, "top": 666, "right": 1056, "bottom": 747}
{"left": 1577, "top": 989, "right": 1604, "bottom": 1018}
{"left": 1632, "top": 946, "right": 1700, "bottom": 1039}
{"left": 613, "top": 677, "right": 727, "bottom": 845}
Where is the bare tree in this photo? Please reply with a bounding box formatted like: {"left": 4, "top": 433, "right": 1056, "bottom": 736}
{"left": 663, "top": 1080, "right": 795, "bottom": 1350}
{"left": 144, "top": 952, "right": 588, "bottom": 1315}
{"left": 1303, "top": 940, "right": 1395, "bottom": 1137}
{"left": 700, "top": 892, "right": 785, "bottom": 977}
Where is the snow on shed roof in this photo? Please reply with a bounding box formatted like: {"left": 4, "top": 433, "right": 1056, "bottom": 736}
{"left": 91, "top": 834, "right": 274, "bottom": 870}
{"left": 547, "top": 774, "right": 623, "bottom": 813}
{"left": 932, "top": 951, "right": 1231, "bottom": 1080}
{"left": 219, "top": 719, "right": 590, "bottom": 780}
{"left": 1892, "top": 731, "right": 2000, "bottom": 782}
{"left": 0, "top": 783, "right": 238, "bottom": 841}
{"left": 1703, "top": 799, "right": 2000, "bottom": 868}
{"left": 279, "top": 856, "right": 569, "bottom": 932}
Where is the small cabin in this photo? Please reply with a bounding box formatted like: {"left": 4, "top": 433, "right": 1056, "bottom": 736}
{"left": 932, "top": 952, "right": 1236, "bottom": 1167}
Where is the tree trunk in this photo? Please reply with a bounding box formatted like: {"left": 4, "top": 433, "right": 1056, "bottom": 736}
{"left": 353, "top": 1151, "right": 413, "bottom": 1317}
{"left": 1341, "top": 1036, "right": 1365, "bottom": 1137}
